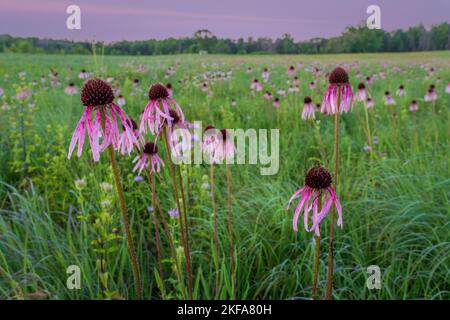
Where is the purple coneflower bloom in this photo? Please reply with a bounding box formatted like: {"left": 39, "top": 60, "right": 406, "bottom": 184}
{"left": 68, "top": 78, "right": 137, "bottom": 161}
{"left": 321, "top": 67, "right": 353, "bottom": 115}
{"left": 288, "top": 65, "right": 295, "bottom": 76}
{"left": 301, "top": 96, "right": 315, "bottom": 120}
{"left": 263, "top": 91, "right": 272, "bottom": 100}
{"left": 409, "top": 100, "right": 419, "bottom": 112}
{"left": 119, "top": 118, "right": 143, "bottom": 155}
{"left": 273, "top": 97, "right": 280, "bottom": 108}
{"left": 250, "top": 79, "right": 263, "bottom": 92}
{"left": 383, "top": 91, "right": 396, "bottom": 106}
{"left": 132, "top": 141, "right": 164, "bottom": 175}
{"left": 140, "top": 83, "right": 184, "bottom": 135}
{"left": 396, "top": 85, "right": 406, "bottom": 97}
{"left": 78, "top": 70, "right": 89, "bottom": 79}
{"left": 262, "top": 68, "right": 270, "bottom": 82}
{"left": 64, "top": 83, "right": 78, "bottom": 95}
{"left": 117, "top": 95, "right": 126, "bottom": 106}
{"left": 355, "top": 82, "right": 367, "bottom": 102}
{"left": 309, "top": 81, "right": 316, "bottom": 90}
{"left": 366, "top": 97, "right": 375, "bottom": 108}
{"left": 287, "top": 166, "right": 342, "bottom": 236}
{"left": 424, "top": 88, "right": 437, "bottom": 102}
{"left": 204, "top": 128, "right": 236, "bottom": 164}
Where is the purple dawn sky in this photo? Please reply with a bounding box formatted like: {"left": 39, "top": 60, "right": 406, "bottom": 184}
{"left": 0, "top": 0, "right": 449, "bottom": 41}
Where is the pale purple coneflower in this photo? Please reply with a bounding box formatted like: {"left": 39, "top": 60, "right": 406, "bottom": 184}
{"left": 383, "top": 91, "right": 396, "bottom": 106}
{"left": 366, "top": 97, "right": 375, "bottom": 108}
{"left": 366, "top": 76, "right": 373, "bottom": 85}
{"left": 287, "top": 166, "right": 342, "bottom": 236}
{"left": 424, "top": 88, "right": 437, "bottom": 102}
{"left": 68, "top": 78, "right": 137, "bottom": 161}
{"left": 293, "top": 76, "right": 300, "bottom": 86}
{"left": 207, "top": 128, "right": 236, "bottom": 164}
{"left": 250, "top": 79, "right": 263, "bottom": 92}
{"left": 277, "top": 88, "right": 286, "bottom": 96}
{"left": 262, "top": 68, "right": 270, "bottom": 82}
{"left": 78, "top": 69, "right": 89, "bottom": 79}
{"left": 409, "top": 100, "right": 419, "bottom": 112}
{"left": 321, "top": 67, "right": 354, "bottom": 115}
{"left": 64, "top": 83, "right": 78, "bottom": 95}
{"left": 132, "top": 141, "right": 164, "bottom": 175}
{"left": 396, "top": 85, "right": 406, "bottom": 97}
{"left": 140, "top": 83, "right": 184, "bottom": 135}
{"left": 301, "top": 96, "right": 315, "bottom": 120}
{"left": 288, "top": 65, "right": 295, "bottom": 76}
{"left": 263, "top": 91, "right": 272, "bottom": 100}
{"left": 309, "top": 81, "right": 316, "bottom": 90}
{"left": 117, "top": 95, "right": 126, "bottom": 106}
{"left": 119, "top": 118, "right": 143, "bottom": 155}
{"left": 273, "top": 97, "right": 280, "bottom": 108}
{"left": 355, "top": 82, "right": 367, "bottom": 102}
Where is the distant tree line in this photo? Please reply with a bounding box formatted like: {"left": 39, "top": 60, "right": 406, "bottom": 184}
{"left": 1, "top": 23, "right": 449, "bottom": 55}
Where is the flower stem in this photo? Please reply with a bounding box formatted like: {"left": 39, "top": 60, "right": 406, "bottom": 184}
{"left": 225, "top": 162, "right": 236, "bottom": 299}
{"left": 107, "top": 144, "right": 142, "bottom": 300}
{"left": 210, "top": 162, "right": 220, "bottom": 298}
{"left": 362, "top": 101, "right": 373, "bottom": 154}
{"left": 101, "top": 108, "right": 142, "bottom": 300}
{"left": 311, "top": 193, "right": 322, "bottom": 299}
{"left": 148, "top": 170, "right": 164, "bottom": 287}
{"left": 163, "top": 127, "right": 193, "bottom": 299}
{"left": 325, "top": 90, "right": 341, "bottom": 300}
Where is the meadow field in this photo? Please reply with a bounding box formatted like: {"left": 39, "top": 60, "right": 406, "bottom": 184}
{"left": 0, "top": 51, "right": 449, "bottom": 300}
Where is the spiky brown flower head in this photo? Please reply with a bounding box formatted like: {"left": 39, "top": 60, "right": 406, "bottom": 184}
{"left": 253, "top": 78, "right": 259, "bottom": 83}
{"left": 81, "top": 78, "right": 114, "bottom": 107}
{"left": 274, "top": 97, "right": 280, "bottom": 103}
{"left": 429, "top": 84, "right": 435, "bottom": 91}
{"left": 329, "top": 67, "right": 349, "bottom": 85}
{"left": 358, "top": 82, "right": 366, "bottom": 90}
{"left": 305, "top": 166, "right": 332, "bottom": 190}
{"left": 428, "top": 88, "right": 434, "bottom": 94}
{"left": 315, "top": 103, "right": 321, "bottom": 110}
{"left": 366, "top": 76, "right": 371, "bottom": 82}
{"left": 289, "top": 65, "right": 295, "bottom": 71}
{"left": 294, "top": 76, "right": 299, "bottom": 81}
{"left": 134, "top": 79, "right": 139, "bottom": 84}
{"left": 399, "top": 84, "right": 404, "bottom": 90}
{"left": 384, "top": 91, "right": 390, "bottom": 96}
{"left": 69, "top": 82, "right": 75, "bottom": 87}
{"left": 367, "top": 97, "right": 373, "bottom": 102}
{"left": 148, "top": 83, "right": 169, "bottom": 100}
{"left": 204, "top": 124, "right": 215, "bottom": 133}
{"left": 264, "top": 68, "right": 268, "bottom": 72}
{"left": 304, "top": 96, "right": 312, "bottom": 104}
{"left": 412, "top": 99, "right": 417, "bottom": 104}
{"left": 143, "top": 141, "right": 158, "bottom": 155}
{"left": 166, "top": 83, "right": 172, "bottom": 90}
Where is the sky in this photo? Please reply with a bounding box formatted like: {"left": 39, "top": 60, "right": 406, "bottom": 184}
{"left": 0, "top": 0, "right": 449, "bottom": 42}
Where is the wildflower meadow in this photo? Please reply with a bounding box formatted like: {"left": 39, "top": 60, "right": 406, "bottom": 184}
{"left": 0, "top": 51, "right": 449, "bottom": 300}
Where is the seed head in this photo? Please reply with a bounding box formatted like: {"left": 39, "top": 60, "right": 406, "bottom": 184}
{"left": 304, "top": 96, "right": 312, "bottom": 104}
{"left": 148, "top": 83, "right": 169, "bottom": 100}
{"left": 329, "top": 67, "right": 349, "bottom": 84}
{"left": 358, "top": 82, "right": 366, "bottom": 90}
{"left": 143, "top": 141, "right": 158, "bottom": 155}
{"left": 305, "top": 166, "right": 332, "bottom": 190}
{"left": 81, "top": 78, "right": 114, "bottom": 106}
